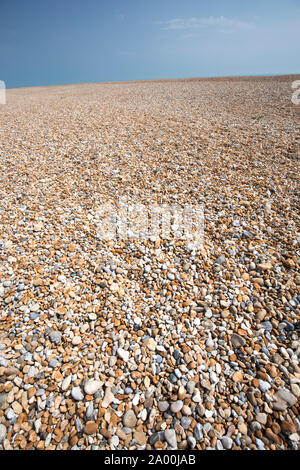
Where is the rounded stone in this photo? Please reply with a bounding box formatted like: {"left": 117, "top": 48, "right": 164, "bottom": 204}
{"left": 170, "top": 400, "right": 183, "bottom": 413}
{"left": 221, "top": 436, "right": 233, "bottom": 449}
{"left": 158, "top": 401, "right": 169, "bottom": 412}
{"left": 164, "top": 429, "right": 177, "bottom": 448}
{"left": 84, "top": 380, "right": 101, "bottom": 395}
{"left": 123, "top": 409, "right": 137, "bottom": 428}
{"left": 231, "top": 334, "right": 246, "bottom": 349}
{"left": 71, "top": 387, "right": 84, "bottom": 401}
{"left": 84, "top": 422, "right": 98, "bottom": 435}
{"left": 72, "top": 336, "right": 82, "bottom": 346}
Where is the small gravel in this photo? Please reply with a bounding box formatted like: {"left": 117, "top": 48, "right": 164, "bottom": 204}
{"left": 0, "top": 75, "right": 299, "bottom": 451}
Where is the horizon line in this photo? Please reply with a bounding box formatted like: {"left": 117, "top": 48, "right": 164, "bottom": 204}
{"left": 6, "top": 72, "right": 300, "bottom": 91}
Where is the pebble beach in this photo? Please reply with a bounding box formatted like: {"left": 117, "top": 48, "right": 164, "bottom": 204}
{"left": 0, "top": 75, "right": 299, "bottom": 450}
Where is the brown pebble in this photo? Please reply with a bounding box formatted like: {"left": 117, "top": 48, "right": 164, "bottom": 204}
{"left": 84, "top": 421, "right": 98, "bottom": 435}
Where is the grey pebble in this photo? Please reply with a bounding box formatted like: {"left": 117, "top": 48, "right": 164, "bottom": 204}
{"left": 0, "top": 423, "right": 7, "bottom": 443}
{"left": 158, "top": 401, "right": 169, "bottom": 412}
{"left": 221, "top": 436, "right": 233, "bottom": 449}
{"left": 49, "top": 330, "right": 62, "bottom": 344}
{"left": 194, "top": 423, "right": 203, "bottom": 440}
{"left": 170, "top": 400, "right": 183, "bottom": 413}
{"left": 164, "top": 429, "right": 177, "bottom": 448}
{"left": 181, "top": 417, "right": 191, "bottom": 429}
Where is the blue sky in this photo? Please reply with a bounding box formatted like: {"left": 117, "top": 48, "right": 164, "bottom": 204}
{"left": 1, "top": 0, "right": 300, "bottom": 88}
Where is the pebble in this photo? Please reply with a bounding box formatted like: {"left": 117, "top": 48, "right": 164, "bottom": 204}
{"left": 164, "top": 429, "right": 177, "bottom": 448}
{"left": 123, "top": 410, "right": 137, "bottom": 428}
{"left": 143, "top": 338, "right": 157, "bottom": 351}
{"left": 231, "top": 333, "right": 246, "bottom": 349}
{"left": 291, "top": 384, "right": 300, "bottom": 398}
{"left": 187, "top": 436, "right": 196, "bottom": 449}
{"left": 111, "top": 435, "right": 119, "bottom": 447}
{"left": 221, "top": 436, "right": 233, "bottom": 449}
{"left": 255, "top": 438, "right": 265, "bottom": 450}
{"left": 214, "top": 255, "right": 226, "bottom": 265}
{"left": 273, "top": 389, "right": 298, "bottom": 410}
{"left": 49, "top": 331, "right": 62, "bottom": 344}
{"left": 72, "top": 336, "right": 81, "bottom": 346}
{"left": 181, "top": 417, "right": 191, "bottom": 429}
{"left": 170, "top": 400, "right": 183, "bottom": 413}
{"left": 84, "top": 422, "right": 98, "bottom": 435}
{"left": 256, "top": 413, "right": 267, "bottom": 425}
{"left": 102, "top": 388, "right": 114, "bottom": 408}
{"left": 194, "top": 423, "right": 203, "bottom": 441}
{"left": 158, "top": 401, "right": 169, "bottom": 412}
{"left": 117, "top": 348, "right": 129, "bottom": 362}
{"left": 84, "top": 380, "right": 101, "bottom": 395}
{"left": 134, "top": 430, "right": 147, "bottom": 446}
{"left": 71, "top": 387, "right": 84, "bottom": 401}
{"left": 0, "top": 424, "right": 7, "bottom": 443}
{"left": 61, "top": 376, "right": 72, "bottom": 391}
{"left": 0, "top": 76, "right": 298, "bottom": 451}
{"left": 149, "top": 432, "right": 165, "bottom": 446}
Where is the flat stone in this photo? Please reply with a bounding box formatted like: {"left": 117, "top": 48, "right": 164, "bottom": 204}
{"left": 272, "top": 400, "right": 288, "bottom": 411}
{"left": 214, "top": 255, "right": 226, "bottom": 265}
{"left": 231, "top": 333, "right": 246, "bottom": 348}
{"left": 257, "top": 263, "right": 272, "bottom": 271}
{"left": 4, "top": 367, "right": 19, "bottom": 377}
{"left": 256, "top": 413, "right": 267, "bottom": 425}
{"left": 274, "top": 389, "right": 297, "bottom": 407}
{"left": 12, "top": 401, "right": 22, "bottom": 414}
